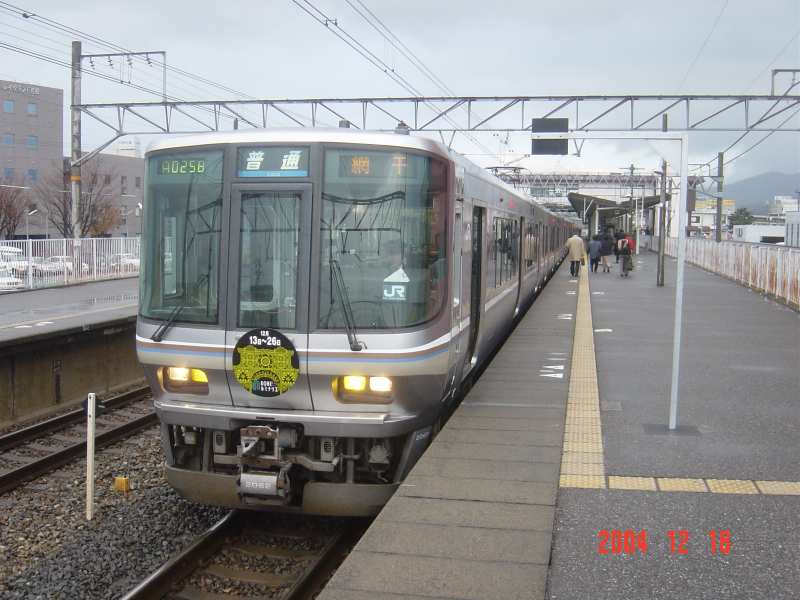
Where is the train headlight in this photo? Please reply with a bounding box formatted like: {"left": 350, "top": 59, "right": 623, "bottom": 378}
{"left": 342, "top": 375, "right": 367, "bottom": 392}
{"left": 167, "top": 367, "right": 190, "bottom": 382}
{"left": 163, "top": 367, "right": 209, "bottom": 394}
{"left": 333, "top": 375, "right": 393, "bottom": 404}
{"left": 368, "top": 376, "right": 392, "bottom": 393}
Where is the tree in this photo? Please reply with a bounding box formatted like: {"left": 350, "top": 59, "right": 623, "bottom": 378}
{"left": 729, "top": 207, "right": 754, "bottom": 226}
{"left": 0, "top": 181, "right": 27, "bottom": 239}
{"left": 35, "top": 156, "right": 122, "bottom": 238}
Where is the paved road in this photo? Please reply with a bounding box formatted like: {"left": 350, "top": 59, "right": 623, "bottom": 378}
{"left": 0, "top": 278, "right": 138, "bottom": 344}
{"left": 547, "top": 253, "right": 800, "bottom": 599}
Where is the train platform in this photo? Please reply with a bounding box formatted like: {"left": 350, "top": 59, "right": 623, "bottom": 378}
{"left": 320, "top": 252, "right": 800, "bottom": 600}
{"left": 319, "top": 263, "right": 579, "bottom": 600}
{"left": 0, "top": 277, "right": 138, "bottom": 346}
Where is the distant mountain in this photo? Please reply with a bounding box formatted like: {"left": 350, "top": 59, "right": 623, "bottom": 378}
{"left": 723, "top": 172, "right": 800, "bottom": 214}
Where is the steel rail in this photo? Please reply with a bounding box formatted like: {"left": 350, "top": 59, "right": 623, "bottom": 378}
{"left": 0, "top": 388, "right": 156, "bottom": 495}
{"left": 0, "top": 385, "right": 151, "bottom": 452}
{"left": 120, "top": 510, "right": 241, "bottom": 600}
{"left": 121, "top": 510, "right": 356, "bottom": 600}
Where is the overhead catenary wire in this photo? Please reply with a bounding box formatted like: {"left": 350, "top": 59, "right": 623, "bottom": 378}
{"left": 723, "top": 103, "right": 800, "bottom": 166}
{"left": 294, "top": 0, "right": 498, "bottom": 159}
{"left": 676, "top": 0, "right": 729, "bottom": 91}
{"left": 689, "top": 27, "right": 800, "bottom": 172}
{"left": 744, "top": 28, "right": 800, "bottom": 92}
{"left": 343, "top": 0, "right": 497, "bottom": 158}
{"left": 0, "top": 1, "right": 320, "bottom": 126}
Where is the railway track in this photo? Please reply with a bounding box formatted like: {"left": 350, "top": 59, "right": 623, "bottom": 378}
{"left": 0, "top": 385, "right": 155, "bottom": 494}
{"left": 122, "top": 510, "right": 362, "bottom": 600}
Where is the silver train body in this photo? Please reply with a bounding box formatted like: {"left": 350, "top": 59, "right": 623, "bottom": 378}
{"left": 136, "top": 129, "right": 576, "bottom": 516}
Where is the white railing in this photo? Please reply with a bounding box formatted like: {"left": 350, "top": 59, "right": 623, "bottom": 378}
{"left": 659, "top": 237, "right": 800, "bottom": 309}
{"left": 0, "top": 237, "right": 140, "bottom": 292}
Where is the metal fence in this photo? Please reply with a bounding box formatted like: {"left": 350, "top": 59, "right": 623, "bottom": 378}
{"left": 662, "top": 237, "right": 800, "bottom": 309}
{"left": 0, "top": 237, "right": 140, "bottom": 292}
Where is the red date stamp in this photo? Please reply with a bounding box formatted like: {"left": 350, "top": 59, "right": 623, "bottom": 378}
{"left": 598, "top": 530, "right": 731, "bottom": 555}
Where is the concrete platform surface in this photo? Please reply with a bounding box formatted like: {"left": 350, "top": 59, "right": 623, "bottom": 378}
{"left": 320, "top": 262, "right": 578, "bottom": 600}
{"left": 0, "top": 277, "right": 138, "bottom": 345}
{"left": 548, "top": 252, "right": 800, "bottom": 599}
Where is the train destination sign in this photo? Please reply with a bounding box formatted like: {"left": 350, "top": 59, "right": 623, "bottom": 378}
{"left": 158, "top": 158, "right": 206, "bottom": 175}
{"left": 149, "top": 150, "right": 223, "bottom": 183}
{"left": 337, "top": 152, "right": 415, "bottom": 179}
{"left": 238, "top": 147, "right": 309, "bottom": 177}
{"left": 232, "top": 328, "right": 300, "bottom": 397}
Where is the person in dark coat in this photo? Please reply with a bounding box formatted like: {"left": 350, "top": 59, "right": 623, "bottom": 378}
{"left": 588, "top": 235, "right": 602, "bottom": 273}
{"left": 618, "top": 233, "right": 634, "bottom": 277}
{"left": 599, "top": 233, "right": 614, "bottom": 273}
{"left": 613, "top": 231, "right": 623, "bottom": 263}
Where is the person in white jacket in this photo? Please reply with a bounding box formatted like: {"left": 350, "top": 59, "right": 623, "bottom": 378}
{"left": 566, "top": 234, "right": 585, "bottom": 277}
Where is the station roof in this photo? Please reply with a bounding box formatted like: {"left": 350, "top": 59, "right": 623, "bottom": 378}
{"left": 567, "top": 192, "right": 669, "bottom": 221}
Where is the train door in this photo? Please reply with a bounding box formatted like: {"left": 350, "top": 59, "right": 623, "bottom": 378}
{"left": 514, "top": 216, "right": 524, "bottom": 311}
{"left": 448, "top": 208, "right": 465, "bottom": 386}
{"left": 465, "top": 206, "right": 484, "bottom": 364}
{"left": 224, "top": 183, "right": 314, "bottom": 410}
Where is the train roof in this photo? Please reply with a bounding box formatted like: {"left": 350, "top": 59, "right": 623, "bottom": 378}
{"left": 146, "top": 128, "right": 452, "bottom": 159}
{"left": 146, "top": 129, "right": 571, "bottom": 223}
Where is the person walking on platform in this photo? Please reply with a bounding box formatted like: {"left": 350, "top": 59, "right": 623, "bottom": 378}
{"left": 566, "top": 232, "right": 585, "bottom": 277}
{"left": 588, "top": 235, "right": 602, "bottom": 273}
{"left": 613, "top": 231, "right": 623, "bottom": 263}
{"left": 599, "top": 233, "right": 614, "bottom": 272}
{"left": 623, "top": 231, "right": 636, "bottom": 254}
{"left": 618, "top": 234, "right": 633, "bottom": 277}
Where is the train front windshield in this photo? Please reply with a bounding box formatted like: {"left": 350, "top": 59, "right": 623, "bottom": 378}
{"left": 140, "top": 145, "right": 447, "bottom": 331}
{"left": 140, "top": 150, "right": 224, "bottom": 323}
{"left": 320, "top": 149, "right": 447, "bottom": 329}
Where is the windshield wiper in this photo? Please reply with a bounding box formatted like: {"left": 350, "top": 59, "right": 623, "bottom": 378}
{"left": 150, "top": 303, "right": 185, "bottom": 342}
{"left": 330, "top": 258, "right": 365, "bottom": 351}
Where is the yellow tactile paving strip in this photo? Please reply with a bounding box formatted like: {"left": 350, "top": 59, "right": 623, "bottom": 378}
{"left": 558, "top": 263, "right": 800, "bottom": 498}
{"left": 559, "top": 265, "right": 607, "bottom": 489}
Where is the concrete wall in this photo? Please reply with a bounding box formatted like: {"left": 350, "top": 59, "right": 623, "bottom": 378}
{"left": 0, "top": 318, "right": 144, "bottom": 424}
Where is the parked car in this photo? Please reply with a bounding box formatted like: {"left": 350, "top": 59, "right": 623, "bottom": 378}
{"left": 0, "top": 246, "right": 29, "bottom": 277}
{"left": 0, "top": 264, "right": 24, "bottom": 291}
{"left": 37, "top": 255, "right": 90, "bottom": 276}
{"left": 109, "top": 253, "right": 140, "bottom": 271}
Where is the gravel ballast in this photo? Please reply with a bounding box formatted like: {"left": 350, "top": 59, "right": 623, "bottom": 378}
{"left": 0, "top": 426, "right": 226, "bottom": 600}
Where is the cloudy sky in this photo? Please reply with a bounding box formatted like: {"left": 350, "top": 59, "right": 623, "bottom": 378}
{"left": 1, "top": 0, "right": 798, "bottom": 184}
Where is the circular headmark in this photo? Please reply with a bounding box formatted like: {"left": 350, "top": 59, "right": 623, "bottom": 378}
{"left": 232, "top": 328, "right": 300, "bottom": 397}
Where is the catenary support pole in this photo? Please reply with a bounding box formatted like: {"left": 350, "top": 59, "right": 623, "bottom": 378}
{"left": 86, "top": 392, "right": 96, "bottom": 520}
{"left": 657, "top": 159, "right": 667, "bottom": 287}
{"left": 668, "top": 135, "right": 689, "bottom": 430}
{"left": 657, "top": 115, "right": 668, "bottom": 287}
{"left": 715, "top": 152, "right": 724, "bottom": 242}
{"left": 70, "top": 41, "right": 82, "bottom": 242}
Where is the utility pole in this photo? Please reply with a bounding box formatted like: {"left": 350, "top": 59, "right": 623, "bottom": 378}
{"left": 715, "top": 152, "right": 724, "bottom": 242}
{"left": 657, "top": 115, "right": 668, "bottom": 286}
{"left": 70, "top": 41, "right": 82, "bottom": 242}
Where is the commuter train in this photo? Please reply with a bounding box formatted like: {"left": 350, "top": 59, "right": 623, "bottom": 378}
{"left": 136, "top": 128, "right": 577, "bottom": 516}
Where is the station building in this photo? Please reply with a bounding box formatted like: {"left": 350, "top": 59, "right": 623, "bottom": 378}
{"left": 1, "top": 79, "right": 144, "bottom": 239}
{"left": 0, "top": 79, "right": 63, "bottom": 190}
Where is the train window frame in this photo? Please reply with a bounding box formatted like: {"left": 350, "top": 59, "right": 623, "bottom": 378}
{"left": 236, "top": 189, "right": 302, "bottom": 330}
{"left": 317, "top": 145, "right": 450, "bottom": 331}
{"left": 139, "top": 146, "right": 226, "bottom": 326}
{"left": 490, "top": 214, "right": 520, "bottom": 289}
